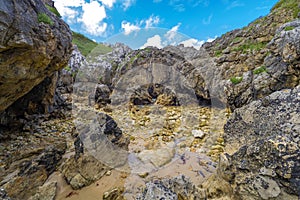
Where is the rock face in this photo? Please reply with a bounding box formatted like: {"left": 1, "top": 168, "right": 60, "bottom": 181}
{"left": 61, "top": 112, "right": 129, "bottom": 189}
{"left": 0, "top": 73, "right": 58, "bottom": 126}
{"left": 0, "top": 0, "right": 72, "bottom": 112}
{"left": 207, "top": 86, "right": 300, "bottom": 199}
{"left": 61, "top": 155, "right": 110, "bottom": 190}
{"left": 136, "top": 175, "right": 206, "bottom": 200}
{"left": 202, "top": 3, "right": 300, "bottom": 110}
{"left": 129, "top": 83, "right": 179, "bottom": 106}
{"left": 0, "top": 131, "right": 66, "bottom": 200}
{"left": 56, "top": 45, "right": 86, "bottom": 96}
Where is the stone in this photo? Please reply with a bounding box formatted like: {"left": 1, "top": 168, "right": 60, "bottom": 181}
{"left": 69, "top": 174, "right": 89, "bottom": 190}
{"left": 192, "top": 130, "right": 206, "bottom": 139}
{"left": 136, "top": 175, "right": 206, "bottom": 200}
{"left": 254, "top": 176, "right": 281, "bottom": 200}
{"left": 0, "top": 0, "right": 72, "bottom": 112}
{"left": 61, "top": 155, "right": 110, "bottom": 190}
{"left": 207, "top": 86, "right": 300, "bottom": 199}
{"left": 103, "top": 187, "right": 125, "bottom": 200}
{"left": 138, "top": 148, "right": 174, "bottom": 168}
{"left": 29, "top": 182, "right": 57, "bottom": 200}
{"left": 2, "top": 143, "right": 66, "bottom": 200}
{"left": 0, "top": 188, "right": 11, "bottom": 200}
{"left": 94, "top": 84, "right": 111, "bottom": 107}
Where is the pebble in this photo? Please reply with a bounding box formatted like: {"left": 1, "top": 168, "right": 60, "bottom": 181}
{"left": 192, "top": 130, "right": 206, "bottom": 139}
{"left": 105, "top": 170, "right": 112, "bottom": 176}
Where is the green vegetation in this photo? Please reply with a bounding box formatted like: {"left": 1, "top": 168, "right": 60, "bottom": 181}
{"left": 38, "top": 13, "right": 53, "bottom": 25}
{"left": 45, "top": 5, "right": 61, "bottom": 17}
{"left": 214, "top": 50, "right": 222, "bottom": 57}
{"left": 72, "top": 32, "right": 98, "bottom": 56}
{"left": 233, "top": 41, "right": 267, "bottom": 53}
{"left": 271, "top": 0, "right": 300, "bottom": 19}
{"left": 129, "top": 52, "right": 142, "bottom": 65}
{"left": 230, "top": 76, "right": 243, "bottom": 85}
{"left": 284, "top": 26, "right": 295, "bottom": 31}
{"left": 64, "top": 66, "right": 71, "bottom": 72}
{"left": 232, "top": 37, "right": 242, "bottom": 44}
{"left": 253, "top": 66, "right": 267, "bottom": 75}
{"left": 88, "top": 43, "right": 113, "bottom": 57}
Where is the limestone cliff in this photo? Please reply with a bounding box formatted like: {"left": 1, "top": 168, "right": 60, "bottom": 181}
{"left": 0, "top": 0, "right": 73, "bottom": 113}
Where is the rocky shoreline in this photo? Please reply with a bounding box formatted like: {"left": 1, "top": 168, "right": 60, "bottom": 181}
{"left": 0, "top": 0, "right": 299, "bottom": 199}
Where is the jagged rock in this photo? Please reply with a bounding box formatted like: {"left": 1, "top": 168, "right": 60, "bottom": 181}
{"left": 28, "top": 182, "right": 57, "bottom": 200}
{"left": 85, "top": 43, "right": 132, "bottom": 86}
{"left": 0, "top": 0, "right": 72, "bottom": 112}
{"left": 61, "top": 155, "right": 110, "bottom": 190}
{"left": 136, "top": 175, "right": 206, "bottom": 200}
{"left": 212, "top": 86, "right": 300, "bottom": 199}
{"left": 94, "top": 84, "right": 111, "bottom": 108}
{"left": 111, "top": 47, "right": 208, "bottom": 105}
{"left": 0, "top": 73, "right": 58, "bottom": 127}
{"left": 56, "top": 45, "right": 86, "bottom": 95}
{"left": 0, "top": 188, "right": 11, "bottom": 200}
{"left": 129, "top": 83, "right": 179, "bottom": 106}
{"left": 103, "top": 187, "right": 125, "bottom": 200}
{"left": 202, "top": 5, "right": 300, "bottom": 110}
{"left": 2, "top": 141, "right": 66, "bottom": 200}
{"left": 62, "top": 112, "right": 129, "bottom": 189}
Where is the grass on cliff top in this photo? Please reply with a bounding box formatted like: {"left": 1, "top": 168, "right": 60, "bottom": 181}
{"left": 88, "top": 43, "right": 112, "bottom": 57}
{"left": 38, "top": 13, "right": 53, "bottom": 25}
{"left": 72, "top": 32, "right": 98, "bottom": 56}
{"left": 45, "top": 5, "right": 61, "bottom": 18}
{"left": 233, "top": 41, "right": 267, "bottom": 53}
{"left": 271, "top": 0, "right": 300, "bottom": 18}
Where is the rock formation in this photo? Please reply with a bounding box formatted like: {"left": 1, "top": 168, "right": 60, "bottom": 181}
{"left": 0, "top": 0, "right": 299, "bottom": 199}
{"left": 203, "top": 86, "right": 300, "bottom": 200}
{"left": 0, "top": 0, "right": 72, "bottom": 120}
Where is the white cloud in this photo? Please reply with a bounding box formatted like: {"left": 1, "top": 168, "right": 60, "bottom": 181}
{"left": 180, "top": 36, "right": 217, "bottom": 50}
{"left": 141, "top": 35, "right": 163, "bottom": 49}
{"left": 54, "top": 0, "right": 84, "bottom": 7}
{"left": 100, "top": 0, "right": 116, "bottom": 8}
{"left": 145, "top": 15, "right": 160, "bottom": 28}
{"left": 180, "top": 38, "right": 204, "bottom": 50}
{"left": 54, "top": 0, "right": 83, "bottom": 22}
{"left": 79, "top": 1, "right": 108, "bottom": 36}
{"left": 226, "top": 1, "right": 244, "bottom": 10}
{"left": 164, "top": 23, "right": 181, "bottom": 42}
{"left": 202, "top": 14, "right": 213, "bottom": 25}
{"left": 123, "top": 0, "right": 136, "bottom": 10}
{"left": 121, "top": 21, "right": 141, "bottom": 35}
{"left": 206, "top": 36, "right": 217, "bottom": 42}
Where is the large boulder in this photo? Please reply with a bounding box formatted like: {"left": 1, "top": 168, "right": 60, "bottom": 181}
{"left": 207, "top": 86, "right": 300, "bottom": 199}
{"left": 0, "top": 0, "right": 73, "bottom": 112}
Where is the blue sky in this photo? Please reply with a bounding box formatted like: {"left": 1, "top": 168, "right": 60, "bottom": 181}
{"left": 54, "top": 0, "right": 278, "bottom": 49}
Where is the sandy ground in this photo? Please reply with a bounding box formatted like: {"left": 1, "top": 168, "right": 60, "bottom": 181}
{"left": 54, "top": 151, "right": 215, "bottom": 200}
{"left": 54, "top": 170, "right": 125, "bottom": 200}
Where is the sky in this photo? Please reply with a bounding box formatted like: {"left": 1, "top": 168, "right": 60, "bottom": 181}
{"left": 54, "top": 0, "right": 278, "bottom": 49}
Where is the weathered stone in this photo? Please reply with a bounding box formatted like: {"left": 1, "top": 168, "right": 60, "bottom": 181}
{"left": 0, "top": 0, "right": 72, "bottom": 112}
{"left": 136, "top": 175, "right": 206, "bottom": 200}
{"left": 103, "top": 187, "right": 125, "bottom": 200}
{"left": 192, "top": 130, "right": 206, "bottom": 139}
{"left": 29, "top": 182, "right": 57, "bottom": 200}
{"left": 138, "top": 148, "right": 174, "bottom": 168}
{"left": 61, "top": 155, "right": 110, "bottom": 190}
{"left": 211, "top": 86, "right": 300, "bottom": 199}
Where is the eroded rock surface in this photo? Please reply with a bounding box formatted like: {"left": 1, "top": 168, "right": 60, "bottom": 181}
{"left": 207, "top": 86, "right": 300, "bottom": 200}
{"left": 0, "top": 0, "right": 72, "bottom": 112}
